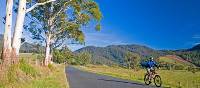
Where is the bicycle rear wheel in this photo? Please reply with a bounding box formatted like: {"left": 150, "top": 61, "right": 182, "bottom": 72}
{"left": 144, "top": 74, "right": 151, "bottom": 85}
{"left": 154, "top": 75, "right": 162, "bottom": 87}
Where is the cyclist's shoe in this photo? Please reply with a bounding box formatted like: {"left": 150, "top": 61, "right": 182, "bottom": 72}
{"left": 149, "top": 81, "right": 152, "bottom": 84}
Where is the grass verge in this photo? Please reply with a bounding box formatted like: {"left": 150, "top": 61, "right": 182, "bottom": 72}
{"left": 0, "top": 61, "right": 69, "bottom": 88}
{"left": 76, "top": 65, "right": 200, "bottom": 88}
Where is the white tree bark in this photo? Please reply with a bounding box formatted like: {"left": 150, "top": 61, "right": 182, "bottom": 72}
{"left": 12, "top": 0, "right": 26, "bottom": 57}
{"left": 12, "top": 0, "right": 56, "bottom": 61}
{"left": 2, "top": 0, "right": 13, "bottom": 61}
{"left": 26, "top": 0, "right": 56, "bottom": 13}
{"left": 45, "top": 34, "right": 51, "bottom": 66}
{"left": 44, "top": 2, "right": 54, "bottom": 66}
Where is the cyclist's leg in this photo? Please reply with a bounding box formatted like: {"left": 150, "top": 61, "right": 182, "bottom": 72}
{"left": 146, "top": 68, "right": 151, "bottom": 80}
{"left": 149, "top": 67, "right": 154, "bottom": 80}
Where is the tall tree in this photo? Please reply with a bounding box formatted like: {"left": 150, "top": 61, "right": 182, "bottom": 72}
{"left": 11, "top": 0, "right": 56, "bottom": 62}
{"left": 27, "top": 0, "right": 102, "bottom": 65}
{"left": 125, "top": 52, "right": 140, "bottom": 69}
{"left": 2, "top": 0, "right": 13, "bottom": 63}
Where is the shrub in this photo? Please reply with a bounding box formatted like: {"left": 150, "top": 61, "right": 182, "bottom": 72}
{"left": 78, "top": 52, "right": 92, "bottom": 66}
{"left": 174, "top": 64, "right": 185, "bottom": 70}
{"left": 48, "top": 64, "right": 55, "bottom": 71}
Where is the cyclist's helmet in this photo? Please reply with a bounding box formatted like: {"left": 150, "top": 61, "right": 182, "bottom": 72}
{"left": 149, "top": 56, "right": 154, "bottom": 60}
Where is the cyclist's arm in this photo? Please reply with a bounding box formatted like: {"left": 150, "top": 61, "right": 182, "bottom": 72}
{"left": 154, "top": 62, "right": 159, "bottom": 68}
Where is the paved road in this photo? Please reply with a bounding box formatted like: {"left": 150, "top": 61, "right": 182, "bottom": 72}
{"left": 66, "top": 66, "right": 157, "bottom": 88}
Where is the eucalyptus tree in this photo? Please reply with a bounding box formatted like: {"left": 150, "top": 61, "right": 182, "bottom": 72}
{"left": 1, "top": 0, "right": 13, "bottom": 63}
{"left": 11, "top": 0, "right": 56, "bottom": 62}
{"left": 27, "top": 0, "right": 102, "bottom": 65}
{"left": 125, "top": 52, "right": 140, "bottom": 69}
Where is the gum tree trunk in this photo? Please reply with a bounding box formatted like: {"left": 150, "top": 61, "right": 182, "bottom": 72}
{"left": 44, "top": 34, "right": 51, "bottom": 66}
{"left": 12, "top": 0, "right": 26, "bottom": 62}
{"left": 2, "top": 0, "right": 13, "bottom": 64}
{"left": 44, "top": 3, "right": 54, "bottom": 65}
{"left": 11, "top": 0, "right": 55, "bottom": 64}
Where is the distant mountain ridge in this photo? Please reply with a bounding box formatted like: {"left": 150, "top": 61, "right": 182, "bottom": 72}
{"left": 75, "top": 44, "right": 200, "bottom": 66}
{"left": 0, "top": 34, "right": 44, "bottom": 53}
{"left": 188, "top": 44, "right": 200, "bottom": 51}
{"left": 0, "top": 34, "right": 199, "bottom": 66}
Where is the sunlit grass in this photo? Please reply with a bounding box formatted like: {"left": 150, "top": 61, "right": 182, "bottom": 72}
{"left": 0, "top": 53, "right": 69, "bottom": 88}
{"left": 4, "top": 64, "right": 69, "bottom": 88}
{"left": 77, "top": 65, "right": 200, "bottom": 88}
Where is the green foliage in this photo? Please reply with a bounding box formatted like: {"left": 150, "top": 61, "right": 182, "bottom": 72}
{"left": 19, "top": 59, "right": 37, "bottom": 77}
{"left": 53, "top": 47, "right": 92, "bottom": 65}
{"left": 95, "top": 23, "right": 101, "bottom": 31}
{"left": 75, "top": 45, "right": 163, "bottom": 66}
{"left": 27, "top": 0, "right": 103, "bottom": 50}
{"left": 53, "top": 50, "right": 66, "bottom": 64}
{"left": 48, "top": 64, "right": 55, "bottom": 71}
{"left": 53, "top": 47, "right": 73, "bottom": 64}
{"left": 64, "top": 51, "right": 92, "bottom": 65}
{"left": 77, "top": 52, "right": 92, "bottom": 65}
{"left": 124, "top": 52, "right": 140, "bottom": 69}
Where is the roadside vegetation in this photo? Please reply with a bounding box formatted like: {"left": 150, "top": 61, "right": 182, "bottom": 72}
{"left": 77, "top": 65, "right": 200, "bottom": 88}
{"left": 0, "top": 54, "right": 69, "bottom": 88}
{"left": 69, "top": 51, "right": 200, "bottom": 88}
{"left": 50, "top": 48, "right": 200, "bottom": 88}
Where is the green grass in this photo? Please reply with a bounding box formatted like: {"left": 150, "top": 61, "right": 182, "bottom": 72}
{"left": 0, "top": 53, "right": 69, "bottom": 88}
{"left": 19, "top": 59, "right": 38, "bottom": 77}
{"left": 4, "top": 64, "right": 69, "bottom": 88}
{"left": 77, "top": 65, "right": 200, "bottom": 88}
{"left": 20, "top": 64, "right": 69, "bottom": 88}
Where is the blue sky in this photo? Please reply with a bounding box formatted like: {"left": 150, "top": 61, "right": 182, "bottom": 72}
{"left": 1, "top": 0, "right": 200, "bottom": 51}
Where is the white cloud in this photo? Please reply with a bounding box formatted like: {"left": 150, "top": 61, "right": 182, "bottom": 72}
{"left": 192, "top": 35, "right": 200, "bottom": 39}
{"left": 194, "top": 42, "right": 200, "bottom": 45}
{"left": 67, "top": 31, "right": 127, "bottom": 51}
{"left": 68, "top": 45, "right": 84, "bottom": 51}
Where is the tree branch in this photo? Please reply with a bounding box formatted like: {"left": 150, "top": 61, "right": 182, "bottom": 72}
{"left": 26, "top": 0, "right": 56, "bottom": 13}
{"left": 51, "top": 0, "right": 72, "bottom": 21}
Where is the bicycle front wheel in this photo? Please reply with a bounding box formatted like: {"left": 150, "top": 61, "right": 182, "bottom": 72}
{"left": 154, "top": 75, "right": 162, "bottom": 87}
{"left": 144, "top": 74, "right": 151, "bottom": 85}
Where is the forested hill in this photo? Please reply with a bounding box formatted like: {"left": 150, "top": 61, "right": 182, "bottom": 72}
{"left": 75, "top": 44, "right": 200, "bottom": 66}
{"left": 75, "top": 44, "right": 166, "bottom": 65}
{"left": 0, "top": 34, "right": 44, "bottom": 53}
{"left": 175, "top": 44, "right": 200, "bottom": 66}
{"left": 188, "top": 44, "right": 200, "bottom": 51}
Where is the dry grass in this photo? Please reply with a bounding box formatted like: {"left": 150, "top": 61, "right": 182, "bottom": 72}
{"left": 0, "top": 54, "right": 69, "bottom": 88}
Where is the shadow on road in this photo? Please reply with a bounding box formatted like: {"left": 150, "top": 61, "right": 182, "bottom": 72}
{"left": 98, "top": 78, "right": 145, "bottom": 86}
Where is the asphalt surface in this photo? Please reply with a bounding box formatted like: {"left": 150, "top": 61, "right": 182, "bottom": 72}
{"left": 66, "top": 66, "right": 157, "bottom": 88}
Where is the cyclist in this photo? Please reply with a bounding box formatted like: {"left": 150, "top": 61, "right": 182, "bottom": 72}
{"left": 146, "top": 57, "right": 158, "bottom": 75}
{"left": 143, "top": 57, "right": 162, "bottom": 87}
{"left": 146, "top": 57, "right": 158, "bottom": 80}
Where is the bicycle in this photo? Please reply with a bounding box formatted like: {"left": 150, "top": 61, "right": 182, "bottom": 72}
{"left": 144, "top": 69, "right": 162, "bottom": 87}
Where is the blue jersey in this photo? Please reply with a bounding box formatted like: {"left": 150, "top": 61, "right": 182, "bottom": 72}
{"left": 147, "top": 60, "right": 157, "bottom": 68}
